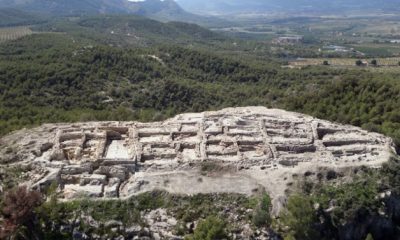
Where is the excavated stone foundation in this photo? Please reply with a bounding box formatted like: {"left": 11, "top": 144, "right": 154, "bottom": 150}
{"left": 0, "top": 107, "right": 396, "bottom": 209}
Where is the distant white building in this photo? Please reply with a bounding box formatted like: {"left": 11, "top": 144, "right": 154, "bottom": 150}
{"left": 273, "top": 36, "right": 303, "bottom": 45}
{"left": 323, "top": 45, "right": 348, "bottom": 52}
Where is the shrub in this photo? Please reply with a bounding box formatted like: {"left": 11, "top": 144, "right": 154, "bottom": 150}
{"left": 355, "top": 60, "right": 364, "bottom": 66}
{"left": 252, "top": 194, "right": 272, "bottom": 227}
{"left": 0, "top": 186, "right": 43, "bottom": 239}
{"left": 186, "top": 216, "right": 229, "bottom": 240}
{"left": 280, "top": 194, "right": 319, "bottom": 240}
{"left": 366, "top": 233, "right": 374, "bottom": 240}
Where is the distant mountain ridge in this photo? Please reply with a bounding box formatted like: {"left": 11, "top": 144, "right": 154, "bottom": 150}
{"left": 0, "top": 0, "right": 126, "bottom": 14}
{"left": 0, "top": 0, "right": 182, "bottom": 15}
{"left": 177, "top": 0, "right": 400, "bottom": 14}
{"left": 0, "top": 0, "right": 219, "bottom": 24}
{"left": 0, "top": 8, "right": 46, "bottom": 26}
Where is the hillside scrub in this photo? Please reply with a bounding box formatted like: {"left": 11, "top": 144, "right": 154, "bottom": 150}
{"left": 1, "top": 33, "right": 400, "bottom": 151}
{"left": 0, "top": 190, "right": 271, "bottom": 239}
{"left": 277, "top": 157, "right": 400, "bottom": 240}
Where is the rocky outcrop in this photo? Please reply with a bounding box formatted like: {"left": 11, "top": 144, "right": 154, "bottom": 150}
{"left": 0, "top": 107, "right": 396, "bottom": 206}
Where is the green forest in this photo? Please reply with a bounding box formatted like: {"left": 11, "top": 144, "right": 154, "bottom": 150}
{"left": 1, "top": 25, "right": 400, "bottom": 152}
{"left": 2, "top": 14, "right": 400, "bottom": 240}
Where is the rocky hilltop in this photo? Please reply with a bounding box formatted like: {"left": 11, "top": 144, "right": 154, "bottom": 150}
{"left": 0, "top": 107, "right": 395, "bottom": 209}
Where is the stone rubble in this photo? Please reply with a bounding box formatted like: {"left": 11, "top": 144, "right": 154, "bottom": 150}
{"left": 66, "top": 205, "right": 276, "bottom": 240}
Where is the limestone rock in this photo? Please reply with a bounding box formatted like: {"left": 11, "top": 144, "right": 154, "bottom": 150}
{"left": 79, "top": 174, "right": 107, "bottom": 186}
{"left": 63, "top": 184, "right": 103, "bottom": 199}
{"left": 144, "top": 209, "right": 179, "bottom": 239}
{"left": 94, "top": 166, "right": 128, "bottom": 180}
{"left": 104, "top": 220, "right": 123, "bottom": 228}
{"left": 104, "top": 177, "right": 121, "bottom": 198}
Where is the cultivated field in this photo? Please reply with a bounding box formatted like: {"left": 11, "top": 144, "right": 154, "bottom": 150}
{"left": 0, "top": 26, "right": 33, "bottom": 43}
{"left": 290, "top": 57, "right": 400, "bottom": 67}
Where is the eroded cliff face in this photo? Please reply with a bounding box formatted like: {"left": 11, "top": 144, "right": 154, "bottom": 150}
{"left": 0, "top": 107, "right": 395, "bottom": 208}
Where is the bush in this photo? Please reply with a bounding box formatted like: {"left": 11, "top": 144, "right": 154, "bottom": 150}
{"left": 186, "top": 216, "right": 229, "bottom": 240}
{"left": 355, "top": 60, "right": 364, "bottom": 66}
{"left": 0, "top": 186, "right": 43, "bottom": 239}
{"left": 366, "top": 233, "right": 374, "bottom": 240}
{"left": 280, "top": 194, "right": 319, "bottom": 240}
{"left": 252, "top": 194, "right": 272, "bottom": 227}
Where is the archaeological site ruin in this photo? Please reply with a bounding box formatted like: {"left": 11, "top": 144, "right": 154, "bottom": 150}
{"left": 0, "top": 107, "right": 396, "bottom": 204}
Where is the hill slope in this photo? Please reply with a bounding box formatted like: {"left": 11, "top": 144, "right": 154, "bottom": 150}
{"left": 33, "top": 15, "right": 227, "bottom": 47}
{"left": 0, "top": 0, "right": 224, "bottom": 25}
{"left": 0, "top": 8, "right": 45, "bottom": 27}
{"left": 0, "top": 0, "right": 125, "bottom": 14}
{"left": 1, "top": 26, "right": 400, "bottom": 150}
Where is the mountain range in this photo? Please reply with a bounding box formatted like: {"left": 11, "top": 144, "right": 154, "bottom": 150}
{"left": 0, "top": 0, "right": 219, "bottom": 24}
{"left": 2, "top": 0, "right": 396, "bottom": 27}
{"left": 0, "top": 0, "right": 176, "bottom": 14}
{"left": 177, "top": 0, "right": 400, "bottom": 14}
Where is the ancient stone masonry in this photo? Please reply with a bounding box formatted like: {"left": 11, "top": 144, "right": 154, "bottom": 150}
{"left": 0, "top": 107, "right": 395, "bottom": 201}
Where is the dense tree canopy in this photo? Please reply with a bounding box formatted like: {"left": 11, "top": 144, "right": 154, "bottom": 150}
{"left": 1, "top": 32, "right": 400, "bottom": 152}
